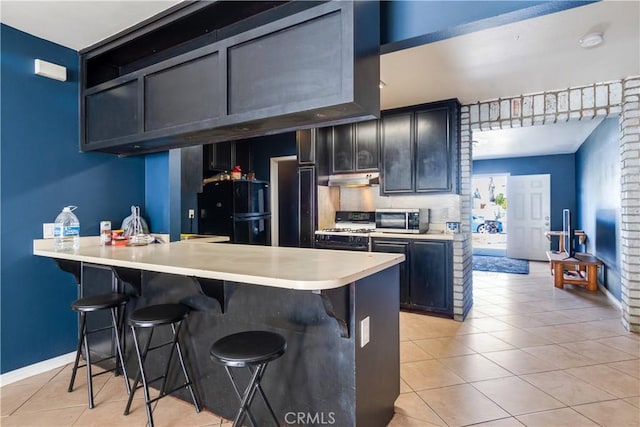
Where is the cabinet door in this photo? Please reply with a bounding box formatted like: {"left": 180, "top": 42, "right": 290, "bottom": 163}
{"left": 86, "top": 80, "right": 139, "bottom": 144}
{"left": 415, "top": 107, "right": 451, "bottom": 192}
{"left": 372, "top": 239, "right": 410, "bottom": 306}
{"left": 296, "top": 129, "right": 316, "bottom": 165}
{"left": 145, "top": 53, "right": 222, "bottom": 131}
{"left": 298, "top": 166, "right": 316, "bottom": 248}
{"left": 410, "top": 241, "right": 452, "bottom": 315}
{"left": 381, "top": 112, "right": 413, "bottom": 194}
{"left": 355, "top": 120, "right": 379, "bottom": 171}
{"left": 203, "top": 141, "right": 234, "bottom": 172}
{"left": 331, "top": 124, "right": 354, "bottom": 173}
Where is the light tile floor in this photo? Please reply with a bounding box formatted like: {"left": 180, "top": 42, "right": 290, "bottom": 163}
{"left": 2, "top": 261, "right": 639, "bottom": 426}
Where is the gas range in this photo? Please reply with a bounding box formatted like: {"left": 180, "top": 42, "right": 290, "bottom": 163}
{"left": 314, "top": 211, "right": 375, "bottom": 251}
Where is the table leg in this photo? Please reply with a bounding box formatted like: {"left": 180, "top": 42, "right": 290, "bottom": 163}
{"left": 553, "top": 262, "right": 564, "bottom": 288}
{"left": 586, "top": 265, "right": 598, "bottom": 291}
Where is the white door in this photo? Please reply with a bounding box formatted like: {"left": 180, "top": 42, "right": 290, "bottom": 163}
{"left": 506, "top": 174, "right": 551, "bottom": 261}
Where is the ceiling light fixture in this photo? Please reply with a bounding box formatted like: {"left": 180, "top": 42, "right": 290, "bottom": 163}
{"left": 379, "top": 80, "right": 386, "bottom": 89}
{"left": 579, "top": 32, "right": 604, "bottom": 48}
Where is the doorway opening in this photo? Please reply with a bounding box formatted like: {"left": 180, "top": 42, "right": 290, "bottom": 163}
{"left": 471, "top": 174, "right": 508, "bottom": 257}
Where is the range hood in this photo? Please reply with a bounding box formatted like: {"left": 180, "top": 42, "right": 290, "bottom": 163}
{"left": 328, "top": 173, "right": 380, "bottom": 187}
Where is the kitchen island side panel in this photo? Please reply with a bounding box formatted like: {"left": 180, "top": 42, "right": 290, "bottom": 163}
{"left": 111, "top": 267, "right": 399, "bottom": 426}
{"left": 355, "top": 264, "right": 400, "bottom": 427}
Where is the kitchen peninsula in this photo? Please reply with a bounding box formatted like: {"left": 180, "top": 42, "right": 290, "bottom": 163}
{"left": 33, "top": 237, "right": 404, "bottom": 426}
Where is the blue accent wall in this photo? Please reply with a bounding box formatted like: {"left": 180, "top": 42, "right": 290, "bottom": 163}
{"left": 0, "top": 24, "right": 146, "bottom": 373}
{"left": 576, "top": 118, "right": 620, "bottom": 299}
{"left": 473, "top": 154, "right": 576, "bottom": 231}
{"left": 381, "top": 1, "right": 595, "bottom": 53}
{"left": 247, "top": 133, "right": 297, "bottom": 181}
{"left": 145, "top": 152, "right": 170, "bottom": 234}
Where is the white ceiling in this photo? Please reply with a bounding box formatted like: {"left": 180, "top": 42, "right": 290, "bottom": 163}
{"left": 0, "top": 1, "right": 182, "bottom": 51}
{"left": 1, "top": 1, "right": 637, "bottom": 160}
{"left": 473, "top": 117, "right": 604, "bottom": 160}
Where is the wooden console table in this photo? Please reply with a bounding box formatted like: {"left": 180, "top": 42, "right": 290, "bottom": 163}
{"left": 544, "top": 230, "right": 587, "bottom": 252}
{"left": 546, "top": 251, "right": 602, "bottom": 291}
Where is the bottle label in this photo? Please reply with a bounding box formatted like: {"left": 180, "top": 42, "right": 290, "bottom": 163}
{"left": 54, "top": 226, "right": 79, "bottom": 237}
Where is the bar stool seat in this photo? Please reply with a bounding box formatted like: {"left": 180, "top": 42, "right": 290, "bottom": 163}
{"left": 210, "top": 331, "right": 286, "bottom": 427}
{"left": 124, "top": 303, "right": 200, "bottom": 427}
{"left": 69, "top": 293, "right": 130, "bottom": 409}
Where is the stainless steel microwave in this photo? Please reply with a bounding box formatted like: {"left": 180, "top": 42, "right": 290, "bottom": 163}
{"left": 375, "top": 208, "right": 429, "bottom": 234}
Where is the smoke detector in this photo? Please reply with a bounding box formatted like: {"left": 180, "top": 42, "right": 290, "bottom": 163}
{"left": 579, "top": 32, "right": 604, "bottom": 48}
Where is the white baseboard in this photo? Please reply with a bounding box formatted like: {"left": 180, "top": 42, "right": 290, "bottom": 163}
{"left": 598, "top": 282, "right": 622, "bottom": 310}
{"left": 0, "top": 352, "right": 75, "bottom": 387}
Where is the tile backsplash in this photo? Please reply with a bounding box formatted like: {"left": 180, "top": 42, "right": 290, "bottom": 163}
{"left": 327, "top": 187, "right": 462, "bottom": 232}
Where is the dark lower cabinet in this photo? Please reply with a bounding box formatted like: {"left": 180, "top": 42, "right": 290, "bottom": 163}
{"left": 371, "top": 240, "right": 410, "bottom": 306}
{"left": 409, "top": 240, "right": 452, "bottom": 315}
{"left": 372, "top": 238, "right": 452, "bottom": 316}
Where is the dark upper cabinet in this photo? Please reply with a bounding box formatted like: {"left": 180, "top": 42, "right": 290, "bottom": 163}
{"left": 80, "top": 1, "right": 380, "bottom": 155}
{"left": 329, "top": 120, "right": 379, "bottom": 174}
{"left": 332, "top": 125, "right": 354, "bottom": 173}
{"left": 85, "top": 79, "right": 139, "bottom": 144}
{"left": 203, "top": 140, "right": 251, "bottom": 175}
{"left": 372, "top": 237, "right": 452, "bottom": 316}
{"left": 355, "top": 120, "right": 379, "bottom": 171}
{"left": 145, "top": 52, "right": 223, "bottom": 131}
{"left": 381, "top": 99, "right": 460, "bottom": 195}
{"left": 296, "top": 130, "right": 316, "bottom": 165}
{"left": 380, "top": 112, "right": 413, "bottom": 193}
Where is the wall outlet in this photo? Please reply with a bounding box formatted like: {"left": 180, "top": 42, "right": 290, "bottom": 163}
{"left": 188, "top": 209, "right": 195, "bottom": 219}
{"left": 43, "top": 223, "right": 54, "bottom": 239}
{"left": 360, "top": 316, "right": 370, "bottom": 348}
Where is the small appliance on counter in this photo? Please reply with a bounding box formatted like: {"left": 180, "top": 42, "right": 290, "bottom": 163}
{"left": 198, "top": 180, "right": 270, "bottom": 245}
{"left": 375, "top": 208, "right": 429, "bottom": 234}
{"left": 314, "top": 211, "right": 375, "bottom": 251}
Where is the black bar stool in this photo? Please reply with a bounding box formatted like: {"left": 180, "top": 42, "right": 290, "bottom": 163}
{"left": 124, "top": 303, "right": 200, "bottom": 427}
{"left": 210, "top": 331, "right": 286, "bottom": 427}
{"left": 68, "top": 293, "right": 131, "bottom": 409}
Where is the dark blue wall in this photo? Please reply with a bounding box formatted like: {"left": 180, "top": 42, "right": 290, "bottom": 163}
{"left": 473, "top": 154, "right": 576, "bottom": 231}
{"left": 0, "top": 24, "right": 146, "bottom": 373}
{"left": 576, "top": 118, "right": 620, "bottom": 299}
{"left": 381, "top": 1, "right": 594, "bottom": 53}
{"left": 145, "top": 152, "right": 170, "bottom": 234}
{"left": 247, "top": 133, "right": 297, "bottom": 181}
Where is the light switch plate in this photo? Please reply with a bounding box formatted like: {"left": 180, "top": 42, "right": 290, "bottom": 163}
{"left": 43, "top": 223, "right": 54, "bottom": 239}
{"left": 360, "top": 316, "right": 370, "bottom": 348}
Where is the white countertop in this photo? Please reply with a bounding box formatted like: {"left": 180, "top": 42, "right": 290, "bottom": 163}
{"left": 33, "top": 237, "right": 404, "bottom": 291}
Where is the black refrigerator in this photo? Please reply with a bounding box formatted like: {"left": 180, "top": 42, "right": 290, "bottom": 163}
{"left": 198, "top": 180, "right": 271, "bottom": 245}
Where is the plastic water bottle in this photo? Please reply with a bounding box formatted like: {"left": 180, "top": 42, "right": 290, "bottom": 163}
{"left": 54, "top": 206, "right": 80, "bottom": 251}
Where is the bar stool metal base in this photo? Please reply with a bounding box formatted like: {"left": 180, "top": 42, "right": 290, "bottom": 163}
{"left": 124, "top": 303, "right": 200, "bottom": 427}
{"left": 210, "top": 331, "right": 286, "bottom": 427}
{"left": 68, "top": 293, "right": 130, "bottom": 409}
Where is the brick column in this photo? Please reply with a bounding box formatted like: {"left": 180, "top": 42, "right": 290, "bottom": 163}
{"left": 620, "top": 76, "right": 640, "bottom": 332}
{"left": 454, "top": 106, "right": 473, "bottom": 321}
